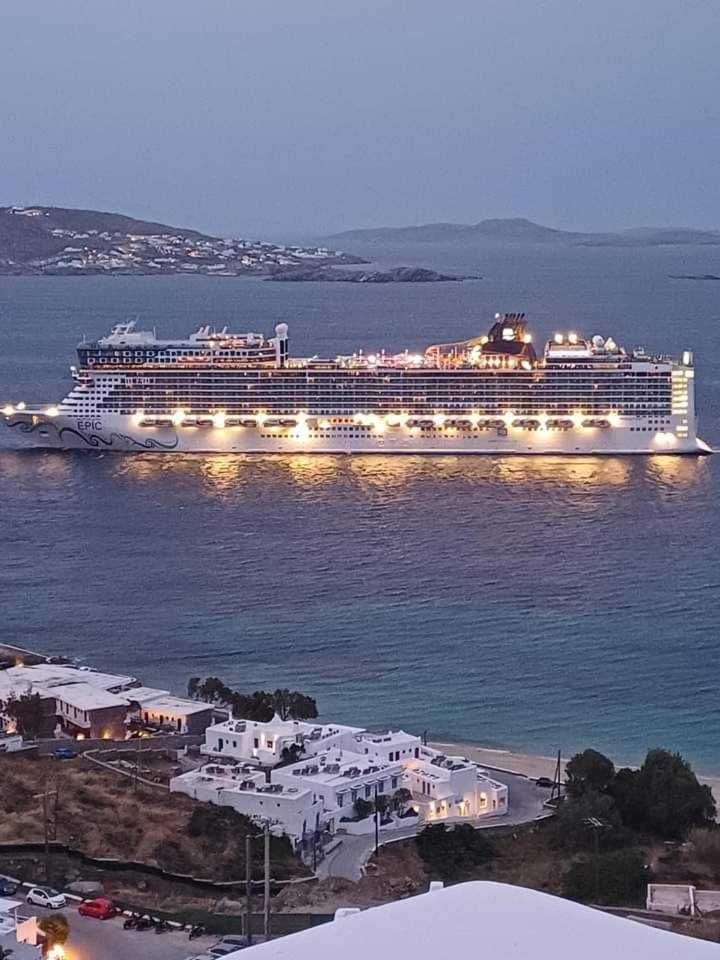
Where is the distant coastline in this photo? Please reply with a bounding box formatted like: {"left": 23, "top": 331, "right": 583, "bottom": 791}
{"left": 265, "top": 266, "right": 476, "bottom": 283}
{"left": 0, "top": 205, "right": 366, "bottom": 278}
{"left": 320, "top": 217, "right": 720, "bottom": 248}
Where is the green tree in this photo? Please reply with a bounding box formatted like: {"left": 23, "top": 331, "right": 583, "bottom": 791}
{"left": 354, "top": 797, "right": 374, "bottom": 820}
{"left": 562, "top": 848, "right": 651, "bottom": 905}
{"left": 566, "top": 749, "right": 616, "bottom": 799}
{"left": 271, "top": 689, "right": 318, "bottom": 721}
{"left": 392, "top": 787, "right": 413, "bottom": 815}
{"left": 38, "top": 912, "right": 69, "bottom": 947}
{"left": 187, "top": 677, "right": 201, "bottom": 698}
{"left": 553, "top": 790, "right": 623, "bottom": 851}
{"left": 279, "top": 743, "right": 304, "bottom": 766}
{"left": 3, "top": 692, "right": 46, "bottom": 739}
{"left": 611, "top": 749, "right": 716, "bottom": 839}
{"left": 416, "top": 823, "right": 494, "bottom": 880}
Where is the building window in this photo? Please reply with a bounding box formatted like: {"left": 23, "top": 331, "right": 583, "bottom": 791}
{"left": 337, "top": 794, "right": 344, "bottom": 807}
{"left": 364, "top": 785, "right": 371, "bottom": 799}
{"left": 391, "top": 777, "right": 398, "bottom": 790}
{"left": 254, "top": 738, "right": 259, "bottom": 748}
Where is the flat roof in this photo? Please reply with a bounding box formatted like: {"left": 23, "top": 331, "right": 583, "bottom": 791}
{"left": 279, "top": 750, "right": 401, "bottom": 788}
{"left": 49, "top": 682, "right": 128, "bottom": 711}
{"left": 123, "top": 686, "right": 170, "bottom": 704}
{"left": 2, "top": 663, "right": 137, "bottom": 691}
{"left": 142, "top": 695, "right": 213, "bottom": 716}
{"left": 229, "top": 882, "right": 717, "bottom": 959}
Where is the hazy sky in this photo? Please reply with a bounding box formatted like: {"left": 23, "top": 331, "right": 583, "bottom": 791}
{"left": 2, "top": 0, "right": 718, "bottom": 239}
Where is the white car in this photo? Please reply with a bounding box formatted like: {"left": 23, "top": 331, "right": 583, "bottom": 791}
{"left": 26, "top": 886, "right": 67, "bottom": 909}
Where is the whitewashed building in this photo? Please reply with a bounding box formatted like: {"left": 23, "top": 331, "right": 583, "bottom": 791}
{"left": 184, "top": 716, "right": 508, "bottom": 845}
{"left": 170, "top": 762, "right": 323, "bottom": 846}
{"left": 201, "top": 715, "right": 363, "bottom": 766}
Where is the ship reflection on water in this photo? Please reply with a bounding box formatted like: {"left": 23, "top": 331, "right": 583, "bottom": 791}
{"left": 102, "top": 451, "right": 709, "bottom": 495}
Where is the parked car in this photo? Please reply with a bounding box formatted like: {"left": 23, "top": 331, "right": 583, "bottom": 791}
{"left": 78, "top": 898, "right": 117, "bottom": 920}
{"left": 26, "top": 886, "right": 67, "bottom": 909}
{"left": 214, "top": 937, "right": 248, "bottom": 951}
{"left": 54, "top": 746, "right": 77, "bottom": 760}
{"left": 535, "top": 777, "right": 555, "bottom": 789}
{"left": 0, "top": 876, "right": 18, "bottom": 896}
{"left": 208, "top": 946, "right": 242, "bottom": 957}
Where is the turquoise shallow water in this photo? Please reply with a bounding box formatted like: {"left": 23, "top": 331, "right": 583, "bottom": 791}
{"left": 1, "top": 241, "right": 719, "bottom": 772}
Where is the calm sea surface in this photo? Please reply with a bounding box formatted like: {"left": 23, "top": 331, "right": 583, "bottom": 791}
{"left": 1, "top": 241, "right": 719, "bottom": 771}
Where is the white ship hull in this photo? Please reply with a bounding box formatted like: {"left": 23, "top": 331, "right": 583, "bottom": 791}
{"left": 4, "top": 413, "right": 711, "bottom": 455}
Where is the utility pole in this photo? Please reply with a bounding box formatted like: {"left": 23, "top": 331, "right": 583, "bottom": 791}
{"left": 245, "top": 835, "right": 253, "bottom": 947}
{"left": 550, "top": 750, "right": 563, "bottom": 805}
{"left": 374, "top": 784, "right": 379, "bottom": 857}
{"left": 34, "top": 780, "right": 59, "bottom": 882}
{"left": 263, "top": 822, "right": 271, "bottom": 941}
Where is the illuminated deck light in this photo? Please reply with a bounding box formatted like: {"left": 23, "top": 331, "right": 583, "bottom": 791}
{"left": 172, "top": 408, "right": 186, "bottom": 426}
{"left": 45, "top": 406, "right": 60, "bottom": 417}
{"left": 2, "top": 404, "right": 14, "bottom": 416}
{"left": 554, "top": 333, "right": 564, "bottom": 344}
{"left": 213, "top": 412, "right": 226, "bottom": 429}
{"left": 568, "top": 332, "right": 578, "bottom": 344}
{"left": 17, "top": 401, "right": 26, "bottom": 410}
{"left": 432, "top": 413, "right": 446, "bottom": 427}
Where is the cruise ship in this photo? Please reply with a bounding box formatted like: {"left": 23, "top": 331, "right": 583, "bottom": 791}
{"left": 1, "top": 314, "right": 711, "bottom": 455}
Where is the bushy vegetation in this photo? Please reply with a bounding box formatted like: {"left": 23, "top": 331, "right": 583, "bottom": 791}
{"left": 563, "top": 747, "right": 715, "bottom": 841}
{"left": 2, "top": 691, "right": 46, "bottom": 739}
{"left": 416, "top": 823, "right": 495, "bottom": 880}
{"left": 187, "top": 678, "right": 318, "bottom": 722}
{"left": 562, "top": 848, "right": 651, "bottom": 905}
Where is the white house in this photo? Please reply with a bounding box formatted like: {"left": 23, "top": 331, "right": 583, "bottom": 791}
{"left": 170, "top": 762, "right": 324, "bottom": 846}
{"left": 188, "top": 716, "right": 508, "bottom": 845}
{"left": 201, "top": 715, "right": 363, "bottom": 766}
{"left": 403, "top": 748, "right": 508, "bottom": 820}
{"left": 126, "top": 687, "right": 214, "bottom": 734}
{"left": 272, "top": 748, "right": 407, "bottom": 820}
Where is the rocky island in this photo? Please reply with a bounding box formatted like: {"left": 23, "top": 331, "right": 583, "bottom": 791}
{"left": 0, "top": 205, "right": 365, "bottom": 277}
{"left": 266, "top": 266, "right": 476, "bottom": 283}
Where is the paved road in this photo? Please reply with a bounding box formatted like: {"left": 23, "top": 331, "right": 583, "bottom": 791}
{"left": 318, "top": 769, "right": 552, "bottom": 881}
{"left": 22, "top": 905, "right": 221, "bottom": 960}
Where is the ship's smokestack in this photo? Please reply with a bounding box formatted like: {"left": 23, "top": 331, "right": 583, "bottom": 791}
{"left": 274, "top": 323, "right": 289, "bottom": 368}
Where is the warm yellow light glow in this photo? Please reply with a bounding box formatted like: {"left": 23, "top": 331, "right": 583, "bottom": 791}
{"left": 469, "top": 412, "right": 480, "bottom": 427}
{"left": 503, "top": 410, "right": 514, "bottom": 426}
{"left": 255, "top": 412, "right": 267, "bottom": 426}
{"left": 48, "top": 946, "right": 66, "bottom": 960}
{"left": 432, "top": 413, "right": 446, "bottom": 427}
{"left": 371, "top": 415, "right": 386, "bottom": 433}
{"left": 523, "top": 333, "right": 532, "bottom": 344}
{"left": 554, "top": 332, "right": 563, "bottom": 344}
{"left": 319, "top": 419, "right": 331, "bottom": 429}
{"left": 538, "top": 412, "right": 548, "bottom": 430}
{"left": 213, "top": 412, "right": 226, "bottom": 429}
{"left": 568, "top": 332, "right": 578, "bottom": 344}
{"left": 172, "top": 408, "right": 185, "bottom": 426}
{"left": 17, "top": 401, "right": 26, "bottom": 410}
{"left": 75, "top": 733, "right": 86, "bottom": 741}
{"left": 608, "top": 412, "right": 621, "bottom": 428}
{"left": 132, "top": 408, "right": 145, "bottom": 425}
{"left": 45, "top": 406, "right": 60, "bottom": 417}
{"left": 2, "top": 404, "right": 14, "bottom": 416}
{"left": 572, "top": 410, "right": 584, "bottom": 427}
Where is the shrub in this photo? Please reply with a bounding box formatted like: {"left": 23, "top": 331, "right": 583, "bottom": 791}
{"left": 566, "top": 750, "right": 615, "bottom": 799}
{"left": 689, "top": 828, "right": 720, "bottom": 871}
{"left": 416, "top": 823, "right": 495, "bottom": 880}
{"left": 611, "top": 750, "right": 716, "bottom": 839}
{"left": 563, "top": 847, "right": 651, "bottom": 905}
{"left": 353, "top": 798, "right": 374, "bottom": 821}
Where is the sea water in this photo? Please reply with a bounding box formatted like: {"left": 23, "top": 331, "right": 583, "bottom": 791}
{"left": 1, "top": 241, "right": 719, "bottom": 771}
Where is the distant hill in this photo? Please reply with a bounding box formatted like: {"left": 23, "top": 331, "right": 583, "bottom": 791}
{"left": 0, "top": 205, "right": 363, "bottom": 276}
{"left": 322, "top": 218, "right": 720, "bottom": 247}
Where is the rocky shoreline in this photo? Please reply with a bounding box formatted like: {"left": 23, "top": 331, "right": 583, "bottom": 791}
{"left": 266, "top": 266, "right": 477, "bottom": 283}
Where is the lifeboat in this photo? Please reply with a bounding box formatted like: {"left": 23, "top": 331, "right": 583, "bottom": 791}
{"left": 582, "top": 418, "right": 611, "bottom": 428}
{"left": 547, "top": 418, "right": 574, "bottom": 430}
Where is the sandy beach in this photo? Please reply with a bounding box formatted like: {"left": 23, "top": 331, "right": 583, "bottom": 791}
{"left": 431, "top": 740, "right": 720, "bottom": 807}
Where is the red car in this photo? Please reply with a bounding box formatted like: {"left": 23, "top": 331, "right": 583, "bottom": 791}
{"left": 78, "top": 898, "right": 117, "bottom": 920}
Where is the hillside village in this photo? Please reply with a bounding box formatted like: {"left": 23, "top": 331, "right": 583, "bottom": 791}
{"left": 0, "top": 206, "right": 363, "bottom": 277}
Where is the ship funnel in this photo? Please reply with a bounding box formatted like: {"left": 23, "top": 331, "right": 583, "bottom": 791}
{"left": 274, "top": 323, "right": 289, "bottom": 367}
